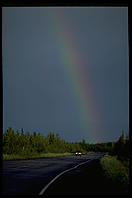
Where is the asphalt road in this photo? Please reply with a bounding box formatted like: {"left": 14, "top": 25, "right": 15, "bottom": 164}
{"left": 2, "top": 153, "right": 104, "bottom": 195}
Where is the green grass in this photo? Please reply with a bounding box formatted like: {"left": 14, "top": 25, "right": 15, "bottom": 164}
{"left": 100, "top": 154, "right": 129, "bottom": 186}
{"left": 3, "top": 152, "right": 95, "bottom": 160}
{"left": 3, "top": 152, "right": 73, "bottom": 160}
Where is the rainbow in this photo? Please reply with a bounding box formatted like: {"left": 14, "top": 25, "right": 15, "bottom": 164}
{"left": 48, "top": 9, "right": 101, "bottom": 142}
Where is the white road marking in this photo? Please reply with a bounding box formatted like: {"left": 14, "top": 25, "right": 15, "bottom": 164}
{"left": 39, "top": 159, "right": 93, "bottom": 195}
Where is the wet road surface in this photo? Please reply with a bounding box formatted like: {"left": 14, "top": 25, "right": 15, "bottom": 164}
{"left": 3, "top": 153, "right": 104, "bottom": 195}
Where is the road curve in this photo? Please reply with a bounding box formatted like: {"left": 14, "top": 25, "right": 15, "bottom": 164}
{"left": 3, "top": 153, "right": 104, "bottom": 195}
{"left": 39, "top": 159, "right": 93, "bottom": 195}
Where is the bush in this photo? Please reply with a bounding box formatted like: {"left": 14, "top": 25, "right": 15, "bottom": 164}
{"left": 100, "top": 155, "right": 129, "bottom": 186}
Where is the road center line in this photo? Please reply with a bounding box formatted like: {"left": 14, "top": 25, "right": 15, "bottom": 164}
{"left": 39, "top": 159, "right": 93, "bottom": 195}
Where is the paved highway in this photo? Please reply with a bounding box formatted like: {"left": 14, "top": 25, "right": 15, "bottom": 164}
{"left": 2, "top": 153, "right": 104, "bottom": 195}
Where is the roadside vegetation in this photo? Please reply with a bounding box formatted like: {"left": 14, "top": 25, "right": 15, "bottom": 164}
{"left": 100, "top": 133, "right": 129, "bottom": 193}
{"left": 100, "top": 155, "right": 129, "bottom": 185}
{"left": 3, "top": 127, "right": 90, "bottom": 160}
{"left": 3, "top": 152, "right": 72, "bottom": 160}
{"left": 3, "top": 127, "right": 129, "bottom": 163}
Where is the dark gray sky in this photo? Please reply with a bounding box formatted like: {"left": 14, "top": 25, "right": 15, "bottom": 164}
{"left": 2, "top": 7, "right": 129, "bottom": 143}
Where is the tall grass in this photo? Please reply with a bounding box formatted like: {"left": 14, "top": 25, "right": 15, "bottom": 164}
{"left": 3, "top": 152, "right": 72, "bottom": 160}
{"left": 100, "top": 154, "right": 129, "bottom": 186}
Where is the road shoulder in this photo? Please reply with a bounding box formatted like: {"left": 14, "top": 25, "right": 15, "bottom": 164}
{"left": 44, "top": 159, "right": 129, "bottom": 195}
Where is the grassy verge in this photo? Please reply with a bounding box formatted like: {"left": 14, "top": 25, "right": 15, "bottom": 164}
{"left": 3, "top": 152, "right": 95, "bottom": 160}
{"left": 100, "top": 154, "right": 129, "bottom": 186}
{"left": 3, "top": 152, "right": 73, "bottom": 160}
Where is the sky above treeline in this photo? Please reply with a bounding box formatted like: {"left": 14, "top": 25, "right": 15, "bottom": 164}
{"left": 2, "top": 7, "right": 129, "bottom": 143}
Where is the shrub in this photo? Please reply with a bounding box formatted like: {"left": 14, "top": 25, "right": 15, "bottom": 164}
{"left": 100, "top": 155, "right": 129, "bottom": 186}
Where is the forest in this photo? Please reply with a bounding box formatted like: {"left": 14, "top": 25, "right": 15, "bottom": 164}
{"left": 3, "top": 127, "right": 129, "bottom": 161}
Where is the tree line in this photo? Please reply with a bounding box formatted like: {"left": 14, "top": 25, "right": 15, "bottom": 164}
{"left": 111, "top": 132, "right": 129, "bottom": 161}
{"left": 3, "top": 127, "right": 129, "bottom": 160}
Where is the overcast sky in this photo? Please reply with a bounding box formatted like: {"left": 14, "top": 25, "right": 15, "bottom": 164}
{"left": 2, "top": 7, "right": 129, "bottom": 143}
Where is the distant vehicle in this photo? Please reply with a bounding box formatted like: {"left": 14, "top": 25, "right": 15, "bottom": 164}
{"left": 75, "top": 151, "right": 82, "bottom": 156}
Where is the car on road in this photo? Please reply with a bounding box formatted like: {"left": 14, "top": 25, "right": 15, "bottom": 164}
{"left": 75, "top": 151, "right": 82, "bottom": 156}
